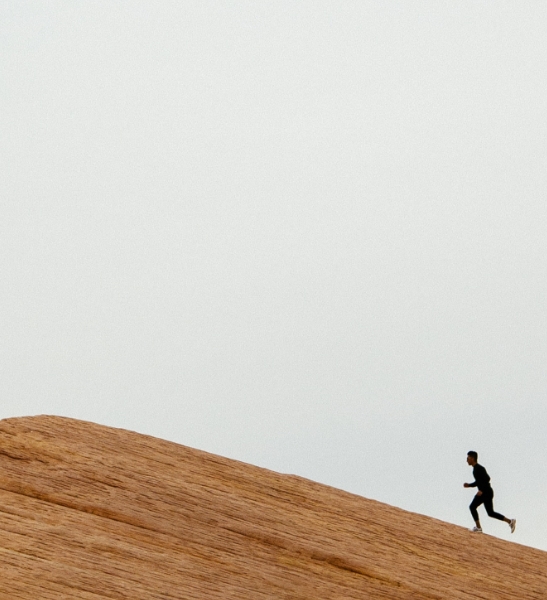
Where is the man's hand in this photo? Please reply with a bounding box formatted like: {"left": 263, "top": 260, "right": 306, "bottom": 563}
{"left": 463, "top": 483, "right": 470, "bottom": 488}
{"left": 476, "top": 490, "right": 482, "bottom": 496}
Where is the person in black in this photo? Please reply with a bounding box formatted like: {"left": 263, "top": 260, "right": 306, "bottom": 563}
{"left": 464, "top": 451, "right": 516, "bottom": 533}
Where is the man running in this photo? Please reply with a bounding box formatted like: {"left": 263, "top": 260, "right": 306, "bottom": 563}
{"left": 464, "top": 451, "right": 516, "bottom": 534}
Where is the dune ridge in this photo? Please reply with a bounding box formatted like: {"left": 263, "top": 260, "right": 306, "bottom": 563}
{"left": 0, "top": 415, "right": 545, "bottom": 599}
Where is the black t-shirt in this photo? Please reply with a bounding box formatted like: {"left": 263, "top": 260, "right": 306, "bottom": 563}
{"left": 470, "top": 463, "right": 492, "bottom": 493}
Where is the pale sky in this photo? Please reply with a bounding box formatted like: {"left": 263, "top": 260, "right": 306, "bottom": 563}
{"left": 1, "top": 1, "right": 546, "bottom": 551}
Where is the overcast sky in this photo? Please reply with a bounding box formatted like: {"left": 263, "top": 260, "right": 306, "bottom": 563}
{"left": 2, "top": 1, "right": 546, "bottom": 551}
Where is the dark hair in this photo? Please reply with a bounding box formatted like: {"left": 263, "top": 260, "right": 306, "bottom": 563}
{"left": 467, "top": 451, "right": 478, "bottom": 460}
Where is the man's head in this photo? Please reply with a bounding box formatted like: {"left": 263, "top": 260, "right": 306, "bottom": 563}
{"left": 467, "top": 451, "right": 478, "bottom": 466}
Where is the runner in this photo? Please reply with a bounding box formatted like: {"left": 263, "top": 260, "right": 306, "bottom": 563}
{"left": 463, "top": 451, "right": 516, "bottom": 534}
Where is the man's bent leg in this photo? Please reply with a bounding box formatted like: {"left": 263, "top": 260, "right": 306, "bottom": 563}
{"left": 469, "top": 494, "right": 484, "bottom": 523}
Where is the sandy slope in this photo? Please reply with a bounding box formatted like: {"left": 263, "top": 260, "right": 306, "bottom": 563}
{"left": 0, "top": 416, "right": 544, "bottom": 599}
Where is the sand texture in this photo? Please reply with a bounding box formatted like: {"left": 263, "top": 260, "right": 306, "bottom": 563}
{"left": 0, "top": 415, "right": 545, "bottom": 599}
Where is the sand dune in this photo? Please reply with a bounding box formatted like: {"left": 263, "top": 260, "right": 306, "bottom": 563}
{"left": 0, "top": 416, "right": 544, "bottom": 599}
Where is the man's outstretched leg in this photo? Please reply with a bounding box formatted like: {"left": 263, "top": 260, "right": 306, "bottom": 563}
{"left": 483, "top": 493, "right": 516, "bottom": 533}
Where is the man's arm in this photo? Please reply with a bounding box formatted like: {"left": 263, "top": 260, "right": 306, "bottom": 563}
{"left": 463, "top": 481, "right": 482, "bottom": 494}
{"left": 473, "top": 465, "right": 490, "bottom": 491}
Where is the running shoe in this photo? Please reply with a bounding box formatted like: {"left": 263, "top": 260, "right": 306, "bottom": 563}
{"left": 510, "top": 519, "right": 516, "bottom": 534}
{"left": 471, "top": 527, "right": 483, "bottom": 533}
